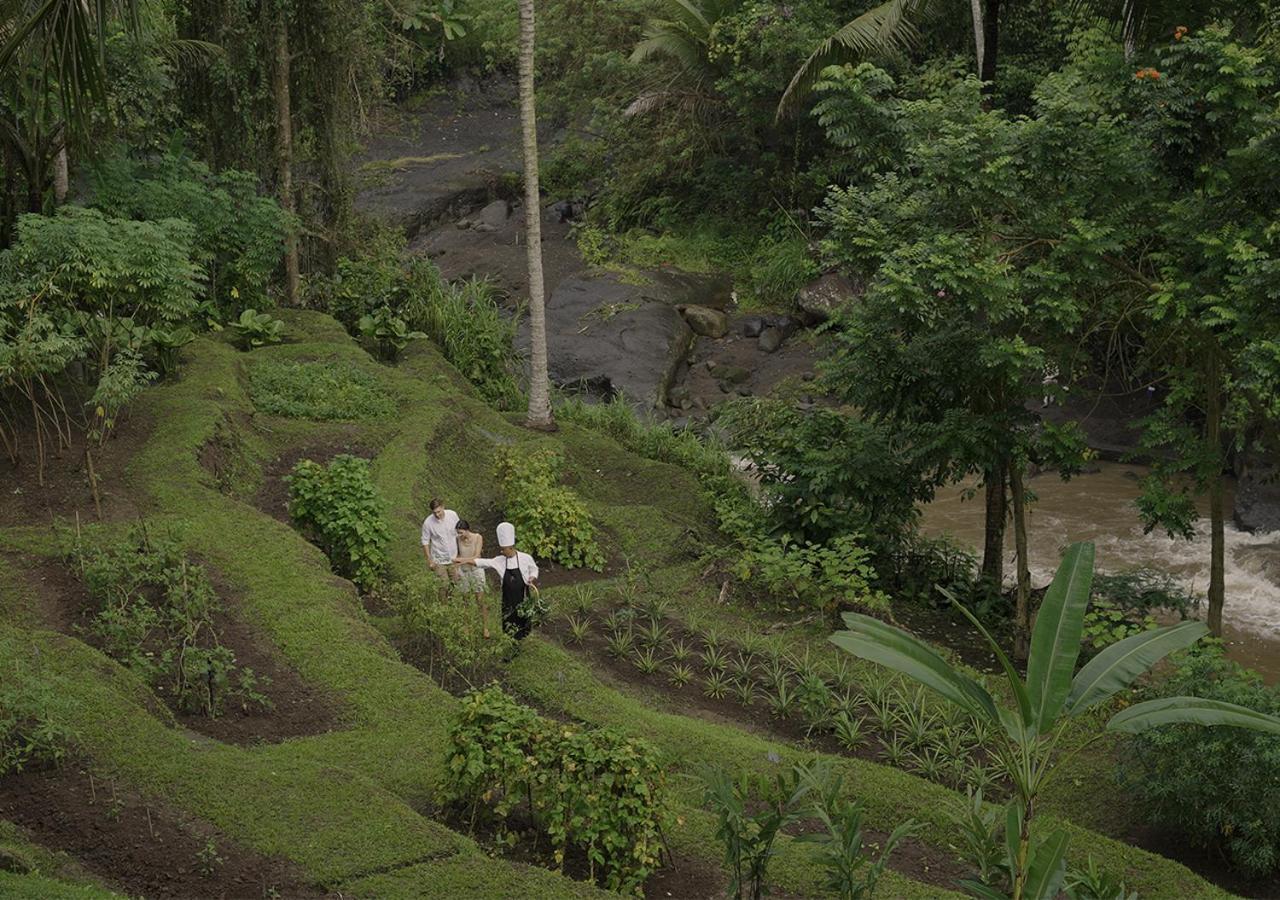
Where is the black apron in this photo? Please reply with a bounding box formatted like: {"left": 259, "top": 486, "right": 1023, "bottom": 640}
{"left": 501, "top": 554, "right": 532, "bottom": 640}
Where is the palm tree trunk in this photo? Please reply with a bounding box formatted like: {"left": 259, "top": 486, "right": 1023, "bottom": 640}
{"left": 1010, "top": 462, "right": 1032, "bottom": 660}
{"left": 519, "top": 0, "right": 554, "bottom": 430}
{"left": 272, "top": 3, "right": 300, "bottom": 306}
{"left": 1206, "top": 348, "right": 1225, "bottom": 636}
{"left": 969, "top": 0, "right": 985, "bottom": 76}
{"left": 52, "top": 145, "right": 68, "bottom": 204}
{"left": 981, "top": 458, "right": 1007, "bottom": 589}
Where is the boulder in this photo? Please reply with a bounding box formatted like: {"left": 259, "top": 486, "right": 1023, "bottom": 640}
{"left": 796, "top": 272, "right": 861, "bottom": 323}
{"left": 1235, "top": 454, "right": 1280, "bottom": 533}
{"left": 758, "top": 327, "right": 785, "bottom": 353}
{"left": 742, "top": 316, "right": 766, "bottom": 338}
{"left": 473, "top": 198, "right": 511, "bottom": 228}
{"left": 678, "top": 304, "right": 729, "bottom": 338}
{"left": 717, "top": 365, "right": 751, "bottom": 386}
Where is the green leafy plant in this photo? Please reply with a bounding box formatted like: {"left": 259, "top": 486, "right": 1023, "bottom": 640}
{"left": 798, "top": 763, "right": 915, "bottom": 900}
{"left": 0, "top": 675, "right": 77, "bottom": 776}
{"left": 832, "top": 712, "right": 866, "bottom": 752}
{"left": 879, "top": 734, "right": 908, "bottom": 768}
{"left": 249, "top": 359, "right": 397, "bottom": 421}
{"left": 949, "top": 788, "right": 1010, "bottom": 889}
{"left": 638, "top": 617, "right": 668, "bottom": 648}
{"left": 286, "top": 455, "right": 390, "bottom": 590}
{"left": 493, "top": 446, "right": 605, "bottom": 571}
{"left": 196, "top": 839, "right": 224, "bottom": 878}
{"left": 1121, "top": 644, "right": 1280, "bottom": 878}
{"left": 831, "top": 542, "right": 1280, "bottom": 900}
{"left": 566, "top": 614, "right": 591, "bottom": 644}
{"left": 703, "top": 670, "right": 730, "bottom": 700}
{"left": 357, "top": 305, "right": 426, "bottom": 361}
{"left": 606, "top": 630, "right": 634, "bottom": 659}
{"left": 1064, "top": 856, "right": 1137, "bottom": 900}
{"left": 732, "top": 678, "right": 757, "bottom": 707}
{"left": 389, "top": 574, "right": 514, "bottom": 689}
{"left": 633, "top": 647, "right": 662, "bottom": 675}
{"left": 668, "top": 638, "right": 693, "bottom": 663}
{"left": 229, "top": 308, "right": 285, "bottom": 349}
{"left": 447, "top": 686, "right": 667, "bottom": 893}
{"left": 148, "top": 326, "right": 195, "bottom": 377}
{"left": 703, "top": 760, "right": 826, "bottom": 900}
{"left": 701, "top": 644, "right": 727, "bottom": 674}
{"left": 768, "top": 678, "right": 796, "bottom": 719}
{"left": 728, "top": 652, "right": 755, "bottom": 681}
{"left": 668, "top": 663, "right": 694, "bottom": 687}
{"left": 68, "top": 525, "right": 266, "bottom": 718}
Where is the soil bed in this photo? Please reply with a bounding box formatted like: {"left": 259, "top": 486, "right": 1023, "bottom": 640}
{"left": 0, "top": 764, "right": 327, "bottom": 898}
{"left": 11, "top": 553, "right": 342, "bottom": 746}
{"left": 0, "top": 415, "right": 152, "bottom": 529}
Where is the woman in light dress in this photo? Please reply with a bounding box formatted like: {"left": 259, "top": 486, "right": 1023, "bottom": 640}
{"left": 454, "top": 520, "right": 491, "bottom": 638}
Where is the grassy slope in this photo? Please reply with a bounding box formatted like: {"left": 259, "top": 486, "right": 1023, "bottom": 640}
{"left": 0, "top": 310, "right": 1231, "bottom": 898}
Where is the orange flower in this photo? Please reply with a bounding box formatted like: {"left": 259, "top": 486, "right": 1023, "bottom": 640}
{"left": 1174, "top": 25, "right": 1188, "bottom": 41}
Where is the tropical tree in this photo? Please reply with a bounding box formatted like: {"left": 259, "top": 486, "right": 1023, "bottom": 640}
{"left": 831, "top": 541, "right": 1280, "bottom": 900}
{"left": 518, "top": 0, "right": 553, "bottom": 430}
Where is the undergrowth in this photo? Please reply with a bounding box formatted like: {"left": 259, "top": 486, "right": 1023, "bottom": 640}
{"left": 249, "top": 359, "right": 397, "bottom": 421}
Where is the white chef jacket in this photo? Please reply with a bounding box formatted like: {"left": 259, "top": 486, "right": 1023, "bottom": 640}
{"left": 474, "top": 551, "right": 539, "bottom": 584}
{"left": 421, "top": 510, "right": 460, "bottom": 564}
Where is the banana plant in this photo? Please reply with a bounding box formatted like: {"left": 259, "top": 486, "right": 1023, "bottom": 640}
{"left": 830, "top": 541, "right": 1280, "bottom": 900}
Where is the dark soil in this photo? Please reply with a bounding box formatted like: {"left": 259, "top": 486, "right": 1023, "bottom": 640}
{"left": 9, "top": 553, "right": 342, "bottom": 747}
{"left": 0, "top": 764, "right": 328, "bottom": 898}
{"left": 0, "top": 414, "right": 152, "bottom": 529}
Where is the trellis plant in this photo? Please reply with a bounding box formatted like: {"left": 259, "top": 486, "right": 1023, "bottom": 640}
{"left": 830, "top": 541, "right": 1280, "bottom": 900}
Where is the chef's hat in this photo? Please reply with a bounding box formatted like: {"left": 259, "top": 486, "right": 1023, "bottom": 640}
{"left": 496, "top": 521, "right": 516, "bottom": 547}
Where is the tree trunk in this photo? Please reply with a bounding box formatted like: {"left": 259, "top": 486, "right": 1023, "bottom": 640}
{"left": 1010, "top": 462, "right": 1032, "bottom": 661}
{"left": 519, "top": 0, "right": 554, "bottom": 430}
{"left": 969, "top": 0, "right": 985, "bottom": 76}
{"left": 981, "top": 459, "right": 1007, "bottom": 589}
{"left": 979, "top": 0, "right": 1001, "bottom": 89}
{"left": 1121, "top": 0, "right": 1138, "bottom": 61}
{"left": 52, "top": 146, "right": 68, "bottom": 205}
{"left": 272, "top": 4, "right": 301, "bottom": 306}
{"left": 1206, "top": 348, "right": 1225, "bottom": 637}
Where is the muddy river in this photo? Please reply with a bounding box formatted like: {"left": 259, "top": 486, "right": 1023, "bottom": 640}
{"left": 921, "top": 461, "right": 1280, "bottom": 681}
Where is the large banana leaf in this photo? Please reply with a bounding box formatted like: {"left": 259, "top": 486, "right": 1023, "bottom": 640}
{"left": 1025, "top": 541, "right": 1094, "bottom": 734}
{"left": 831, "top": 612, "right": 998, "bottom": 721}
{"left": 1023, "top": 829, "right": 1070, "bottom": 900}
{"left": 1065, "top": 620, "right": 1208, "bottom": 715}
{"left": 1107, "top": 696, "right": 1280, "bottom": 735}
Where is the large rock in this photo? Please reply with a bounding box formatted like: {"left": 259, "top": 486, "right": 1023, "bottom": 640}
{"left": 796, "top": 272, "right": 861, "bottom": 323}
{"left": 473, "top": 199, "right": 511, "bottom": 228}
{"left": 518, "top": 273, "right": 694, "bottom": 411}
{"left": 758, "top": 327, "right": 785, "bottom": 353}
{"left": 1235, "top": 453, "right": 1280, "bottom": 533}
{"left": 678, "top": 304, "right": 729, "bottom": 338}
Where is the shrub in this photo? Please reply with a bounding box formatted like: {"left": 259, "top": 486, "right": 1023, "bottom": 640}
{"left": 1120, "top": 644, "right": 1280, "bottom": 878}
{"left": 493, "top": 446, "right": 605, "bottom": 570}
{"left": 229, "top": 308, "right": 285, "bottom": 349}
{"left": 91, "top": 153, "right": 293, "bottom": 309}
{"left": 357, "top": 306, "right": 425, "bottom": 361}
{"left": 448, "top": 685, "right": 667, "bottom": 894}
{"left": 312, "top": 240, "right": 519, "bottom": 404}
{"left": 385, "top": 573, "right": 512, "bottom": 689}
{"left": 68, "top": 525, "right": 267, "bottom": 717}
{"left": 286, "top": 455, "right": 390, "bottom": 589}
{"left": 249, "top": 359, "right": 397, "bottom": 421}
{"left": 0, "top": 677, "right": 76, "bottom": 775}
{"left": 1083, "top": 569, "right": 1199, "bottom": 656}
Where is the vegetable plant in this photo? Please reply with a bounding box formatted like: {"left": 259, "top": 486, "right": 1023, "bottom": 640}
{"left": 703, "top": 670, "right": 730, "bottom": 700}
{"left": 606, "top": 630, "right": 633, "bottom": 659}
{"left": 668, "top": 638, "right": 693, "bottom": 663}
{"left": 633, "top": 647, "right": 661, "bottom": 675}
{"left": 799, "top": 764, "right": 915, "bottom": 900}
{"left": 566, "top": 614, "right": 590, "bottom": 644}
{"left": 357, "top": 305, "right": 426, "bottom": 361}
{"left": 832, "top": 712, "right": 866, "bottom": 752}
{"left": 668, "top": 663, "right": 694, "bottom": 687}
{"left": 732, "top": 678, "right": 757, "bottom": 707}
{"left": 830, "top": 541, "right": 1280, "bottom": 900}
{"left": 286, "top": 455, "right": 390, "bottom": 590}
{"left": 229, "top": 308, "right": 285, "bottom": 349}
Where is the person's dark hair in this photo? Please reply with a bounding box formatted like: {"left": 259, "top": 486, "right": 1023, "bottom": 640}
{"left": 456, "top": 519, "right": 471, "bottom": 532}
{"left": 429, "top": 498, "right": 443, "bottom": 511}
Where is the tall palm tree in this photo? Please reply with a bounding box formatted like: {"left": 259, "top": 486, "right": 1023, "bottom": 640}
{"left": 518, "top": 0, "right": 554, "bottom": 430}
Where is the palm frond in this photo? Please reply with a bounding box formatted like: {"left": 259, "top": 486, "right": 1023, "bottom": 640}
{"left": 776, "top": 0, "right": 937, "bottom": 120}
{"left": 630, "top": 30, "right": 703, "bottom": 70}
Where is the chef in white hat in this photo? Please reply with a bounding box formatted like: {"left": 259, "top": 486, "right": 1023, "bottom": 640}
{"left": 455, "top": 521, "right": 539, "bottom": 639}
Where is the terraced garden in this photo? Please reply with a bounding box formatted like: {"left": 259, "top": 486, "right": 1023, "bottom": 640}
{"left": 0, "top": 311, "right": 1238, "bottom": 898}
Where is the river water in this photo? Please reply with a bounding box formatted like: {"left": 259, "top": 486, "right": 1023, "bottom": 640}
{"left": 920, "top": 461, "right": 1280, "bottom": 681}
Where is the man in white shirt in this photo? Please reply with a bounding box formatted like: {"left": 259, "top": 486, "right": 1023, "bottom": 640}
{"left": 456, "top": 521, "right": 539, "bottom": 639}
{"left": 421, "top": 498, "right": 460, "bottom": 581}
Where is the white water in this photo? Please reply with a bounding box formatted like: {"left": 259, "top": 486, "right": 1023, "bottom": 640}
{"left": 921, "top": 461, "right": 1280, "bottom": 679}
